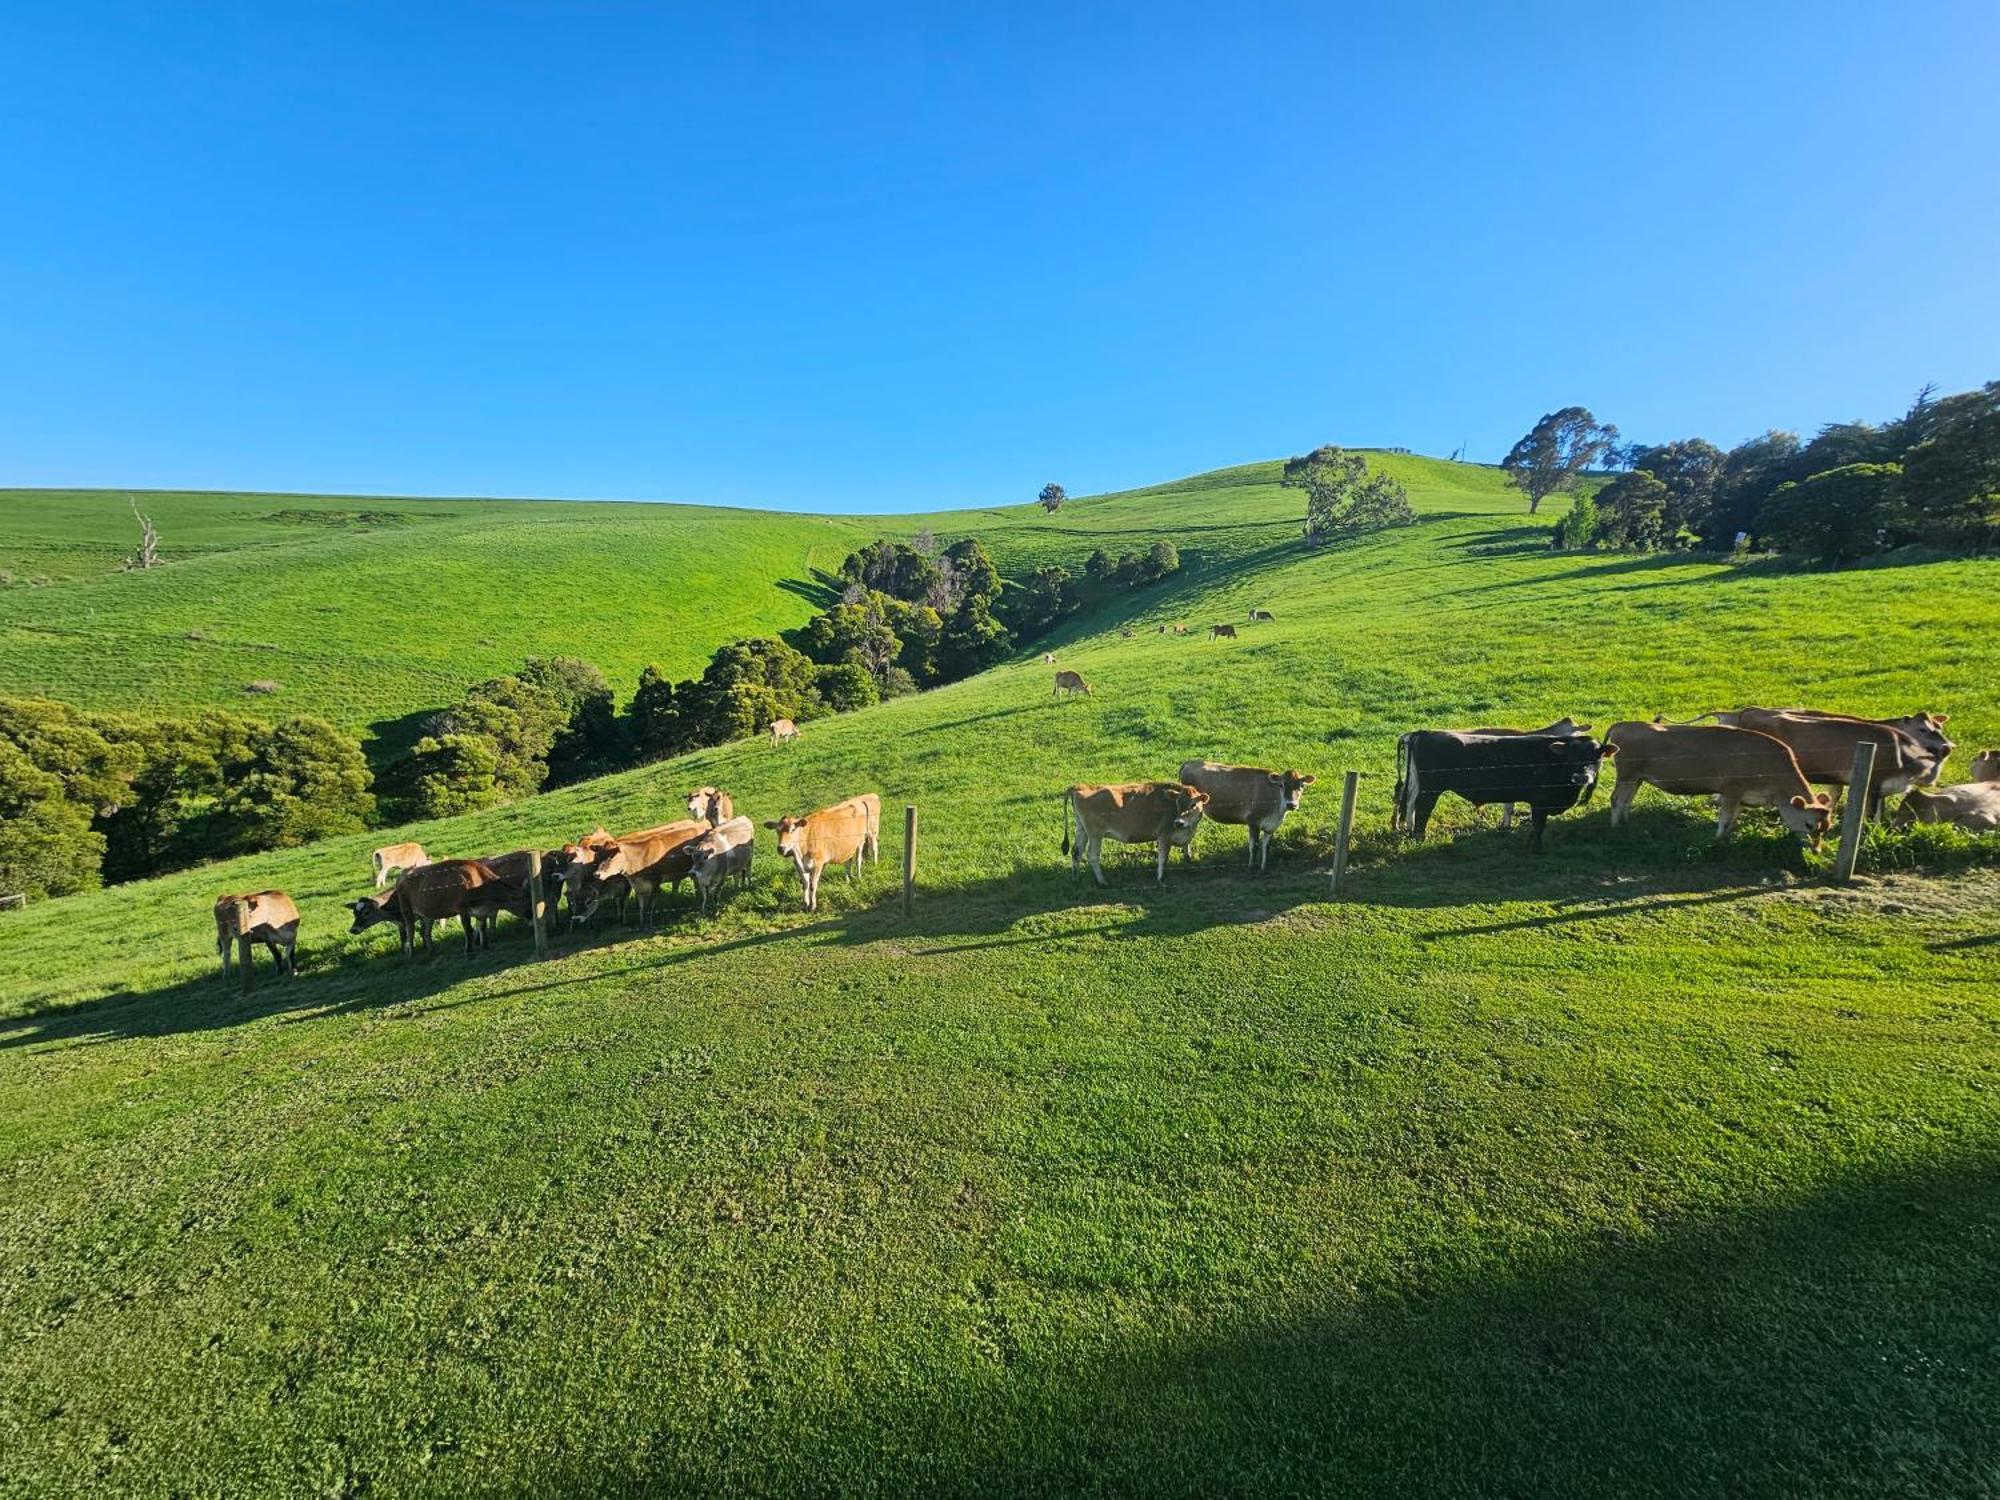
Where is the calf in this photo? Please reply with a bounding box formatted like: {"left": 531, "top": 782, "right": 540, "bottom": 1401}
{"left": 685, "top": 815, "right": 756, "bottom": 911}
{"left": 770, "top": 717, "right": 800, "bottom": 745}
{"left": 371, "top": 841, "right": 428, "bottom": 890}
{"left": 568, "top": 820, "right": 706, "bottom": 926}
{"left": 214, "top": 890, "right": 299, "bottom": 979}
{"left": 1892, "top": 784, "right": 2000, "bottom": 832}
{"left": 1043, "top": 652, "right": 1057, "bottom": 664}
{"left": 1604, "top": 721, "right": 1831, "bottom": 848}
{"left": 1248, "top": 608, "right": 1275, "bottom": 622}
{"left": 1177, "top": 760, "right": 1315, "bottom": 870}
{"left": 1721, "top": 708, "right": 1933, "bottom": 816}
{"left": 1062, "top": 782, "right": 1209, "bottom": 885}
{"left": 1209, "top": 623, "right": 1237, "bottom": 640}
{"left": 1974, "top": 750, "right": 2000, "bottom": 784}
{"left": 767, "top": 799, "right": 873, "bottom": 912}
{"left": 686, "top": 786, "right": 734, "bottom": 827}
{"left": 1396, "top": 732, "right": 1612, "bottom": 852}
{"left": 1054, "top": 669, "right": 1092, "bottom": 697}
{"left": 349, "top": 860, "right": 525, "bottom": 958}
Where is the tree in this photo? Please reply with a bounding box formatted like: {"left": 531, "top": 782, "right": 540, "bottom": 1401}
{"left": 1900, "top": 381, "right": 2000, "bottom": 547}
{"left": 1283, "top": 446, "right": 1415, "bottom": 545}
{"left": 814, "top": 662, "right": 879, "bottom": 713}
{"left": 1631, "top": 438, "right": 1724, "bottom": 541}
{"left": 0, "top": 738, "right": 104, "bottom": 897}
{"left": 217, "top": 716, "right": 374, "bottom": 849}
{"left": 1591, "top": 470, "right": 1671, "bottom": 550}
{"left": 517, "top": 656, "right": 623, "bottom": 784}
{"left": 98, "top": 709, "right": 258, "bottom": 880}
{"left": 409, "top": 731, "right": 506, "bottom": 818}
{"left": 121, "top": 496, "right": 161, "bottom": 570}
{"left": 943, "top": 537, "right": 1001, "bottom": 602}
{"left": 442, "top": 675, "right": 566, "bottom": 800}
{"left": 1550, "top": 491, "right": 1599, "bottom": 551}
{"left": 1501, "top": 408, "right": 1620, "bottom": 514}
{"left": 628, "top": 665, "right": 687, "bottom": 760}
{"left": 998, "top": 563, "right": 1077, "bottom": 637}
{"left": 938, "top": 595, "right": 1012, "bottom": 679}
{"left": 1083, "top": 548, "right": 1113, "bottom": 581}
{"left": 1038, "top": 483, "right": 1067, "bottom": 514}
{"left": 1709, "top": 430, "right": 1803, "bottom": 546}
{"left": 1759, "top": 463, "right": 1905, "bottom": 564}
{"left": 1143, "top": 539, "right": 1180, "bottom": 580}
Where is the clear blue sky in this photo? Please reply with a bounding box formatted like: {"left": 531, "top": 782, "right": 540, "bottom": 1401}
{"left": 3, "top": 3, "right": 1995, "bottom": 513}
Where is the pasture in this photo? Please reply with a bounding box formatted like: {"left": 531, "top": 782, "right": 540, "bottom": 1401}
{"left": 3, "top": 457, "right": 1998, "bottom": 1495}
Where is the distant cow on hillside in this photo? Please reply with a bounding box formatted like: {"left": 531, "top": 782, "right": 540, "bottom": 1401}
{"left": 371, "top": 841, "right": 428, "bottom": 889}
{"left": 1054, "top": 669, "right": 1092, "bottom": 697}
{"left": 1248, "top": 608, "right": 1274, "bottom": 622}
{"left": 215, "top": 890, "right": 299, "bottom": 979}
{"left": 1209, "top": 623, "right": 1236, "bottom": 640}
{"left": 770, "top": 718, "right": 800, "bottom": 745}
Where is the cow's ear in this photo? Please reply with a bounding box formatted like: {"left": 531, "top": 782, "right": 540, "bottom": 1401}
{"left": 762, "top": 820, "right": 780, "bottom": 830}
{"left": 1299, "top": 773, "right": 1317, "bottom": 784}
{"left": 1814, "top": 793, "right": 1832, "bottom": 807}
{"left": 1934, "top": 714, "right": 1949, "bottom": 724}
{"left": 1599, "top": 742, "right": 1618, "bottom": 757}
{"left": 1791, "top": 796, "right": 1808, "bottom": 808}
{"left": 1267, "top": 773, "right": 1284, "bottom": 783}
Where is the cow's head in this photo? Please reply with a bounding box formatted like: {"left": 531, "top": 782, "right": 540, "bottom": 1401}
{"left": 1781, "top": 793, "right": 1835, "bottom": 850}
{"left": 346, "top": 893, "right": 397, "bottom": 934}
{"left": 765, "top": 815, "right": 808, "bottom": 862}
{"left": 1265, "top": 770, "right": 1318, "bottom": 811}
{"left": 1974, "top": 750, "right": 2000, "bottom": 784}
{"left": 1168, "top": 785, "right": 1210, "bottom": 833}
{"left": 686, "top": 787, "right": 724, "bottom": 823}
{"left": 1889, "top": 790, "right": 1940, "bottom": 830}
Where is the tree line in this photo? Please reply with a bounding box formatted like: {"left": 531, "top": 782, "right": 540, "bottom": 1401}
{"left": 1510, "top": 381, "right": 1999, "bottom": 562}
{"left": 0, "top": 529, "right": 1182, "bottom": 899}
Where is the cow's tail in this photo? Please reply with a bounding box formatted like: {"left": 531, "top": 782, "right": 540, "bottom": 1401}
{"left": 1060, "top": 790, "right": 1072, "bottom": 857}
{"left": 1653, "top": 709, "right": 1723, "bottom": 726}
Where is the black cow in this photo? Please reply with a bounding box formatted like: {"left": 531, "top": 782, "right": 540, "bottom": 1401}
{"left": 1394, "top": 731, "right": 1614, "bottom": 851}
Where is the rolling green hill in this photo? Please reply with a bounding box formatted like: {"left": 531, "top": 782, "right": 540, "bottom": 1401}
{"left": 3, "top": 457, "right": 1998, "bottom": 1496}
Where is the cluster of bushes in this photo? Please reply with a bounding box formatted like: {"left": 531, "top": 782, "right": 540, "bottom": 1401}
{"left": 1549, "top": 380, "right": 1998, "bottom": 562}
{"left": 0, "top": 697, "right": 374, "bottom": 898}
{"left": 1280, "top": 446, "right": 1415, "bottom": 545}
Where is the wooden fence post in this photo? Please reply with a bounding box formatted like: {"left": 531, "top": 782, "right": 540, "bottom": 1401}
{"left": 238, "top": 931, "right": 255, "bottom": 992}
{"left": 903, "top": 805, "right": 918, "bottom": 917}
{"left": 1832, "top": 740, "right": 1877, "bottom": 882}
{"left": 1328, "top": 770, "right": 1360, "bottom": 897}
{"left": 527, "top": 849, "right": 548, "bottom": 957}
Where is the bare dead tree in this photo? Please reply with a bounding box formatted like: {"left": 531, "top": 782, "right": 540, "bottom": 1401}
{"left": 121, "top": 496, "right": 161, "bottom": 570}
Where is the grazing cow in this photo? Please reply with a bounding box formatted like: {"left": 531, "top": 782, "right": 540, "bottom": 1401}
{"left": 463, "top": 849, "right": 557, "bottom": 942}
{"left": 1157, "top": 624, "right": 1169, "bottom": 634}
{"left": 1054, "top": 669, "right": 1092, "bottom": 697}
{"left": 371, "top": 841, "right": 428, "bottom": 890}
{"left": 1719, "top": 708, "right": 1935, "bottom": 816}
{"left": 1248, "top": 608, "right": 1275, "bottom": 622}
{"left": 1396, "top": 733, "right": 1613, "bottom": 852}
{"left": 1177, "top": 760, "right": 1316, "bottom": 870}
{"left": 1209, "top": 623, "right": 1237, "bottom": 640}
{"left": 568, "top": 820, "right": 706, "bottom": 926}
{"left": 1172, "top": 623, "right": 1189, "bottom": 636}
{"left": 214, "top": 890, "right": 299, "bottom": 979}
{"left": 685, "top": 816, "right": 756, "bottom": 911}
{"left": 1043, "top": 652, "right": 1058, "bottom": 664}
{"left": 1120, "top": 627, "right": 1135, "bottom": 638}
{"left": 1974, "top": 750, "right": 2000, "bottom": 783}
{"left": 1892, "top": 784, "right": 2000, "bottom": 831}
{"left": 766, "top": 800, "right": 873, "bottom": 912}
{"left": 350, "top": 859, "right": 525, "bottom": 958}
{"left": 686, "top": 786, "right": 734, "bottom": 827}
{"left": 1603, "top": 721, "right": 1832, "bottom": 848}
{"left": 770, "top": 718, "right": 800, "bottom": 745}
{"left": 1062, "top": 782, "right": 1209, "bottom": 885}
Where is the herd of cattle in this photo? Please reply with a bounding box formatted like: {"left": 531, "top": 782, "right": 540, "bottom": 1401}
{"left": 210, "top": 697, "right": 1999, "bottom": 981}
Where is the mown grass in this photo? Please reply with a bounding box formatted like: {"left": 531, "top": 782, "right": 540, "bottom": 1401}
{"left": 2, "top": 459, "right": 1998, "bottom": 1496}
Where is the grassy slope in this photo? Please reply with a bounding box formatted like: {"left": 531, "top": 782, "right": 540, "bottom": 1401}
{"left": 0, "top": 488, "right": 874, "bottom": 731}
{"left": 3, "top": 460, "right": 1998, "bottom": 1496}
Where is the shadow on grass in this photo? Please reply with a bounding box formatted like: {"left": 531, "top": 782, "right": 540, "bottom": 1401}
{"left": 504, "top": 1153, "right": 2000, "bottom": 1498}
{"left": 776, "top": 574, "right": 843, "bottom": 609}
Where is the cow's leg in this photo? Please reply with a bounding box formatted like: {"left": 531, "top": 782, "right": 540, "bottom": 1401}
{"left": 1608, "top": 775, "right": 1637, "bottom": 828}
{"left": 1410, "top": 791, "right": 1442, "bottom": 842}
{"left": 1088, "top": 837, "right": 1107, "bottom": 887}
{"left": 1156, "top": 836, "right": 1169, "bottom": 882}
{"left": 1528, "top": 808, "right": 1550, "bottom": 853}
{"left": 1714, "top": 795, "right": 1741, "bottom": 841}
{"left": 284, "top": 936, "right": 298, "bottom": 976}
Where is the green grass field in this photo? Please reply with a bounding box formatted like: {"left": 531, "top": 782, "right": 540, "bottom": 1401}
{"left": 3, "top": 458, "right": 1998, "bottom": 1496}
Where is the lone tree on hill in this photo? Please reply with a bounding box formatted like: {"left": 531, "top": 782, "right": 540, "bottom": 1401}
{"left": 1282, "top": 446, "right": 1415, "bottom": 547}
{"left": 121, "top": 496, "right": 161, "bottom": 570}
{"left": 1038, "top": 483, "right": 1067, "bottom": 514}
{"left": 1501, "top": 408, "right": 1620, "bottom": 514}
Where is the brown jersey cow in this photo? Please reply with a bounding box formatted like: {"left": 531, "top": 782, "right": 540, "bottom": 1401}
{"left": 1893, "top": 783, "right": 2000, "bottom": 831}
{"left": 1177, "top": 760, "right": 1315, "bottom": 870}
{"left": 1974, "top": 750, "right": 2000, "bottom": 784}
{"left": 1054, "top": 669, "right": 1092, "bottom": 697}
{"left": 1721, "top": 708, "right": 1934, "bottom": 816}
{"left": 1604, "top": 721, "right": 1832, "bottom": 848}
{"left": 686, "top": 786, "right": 734, "bottom": 827}
{"left": 1062, "top": 782, "right": 1209, "bottom": 885}
{"left": 370, "top": 841, "right": 429, "bottom": 889}
{"left": 770, "top": 718, "right": 800, "bottom": 744}
{"left": 767, "top": 799, "right": 874, "bottom": 912}
{"left": 569, "top": 820, "right": 706, "bottom": 926}
{"left": 214, "top": 890, "right": 299, "bottom": 979}
{"left": 349, "top": 859, "right": 525, "bottom": 958}
{"left": 685, "top": 816, "right": 756, "bottom": 912}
